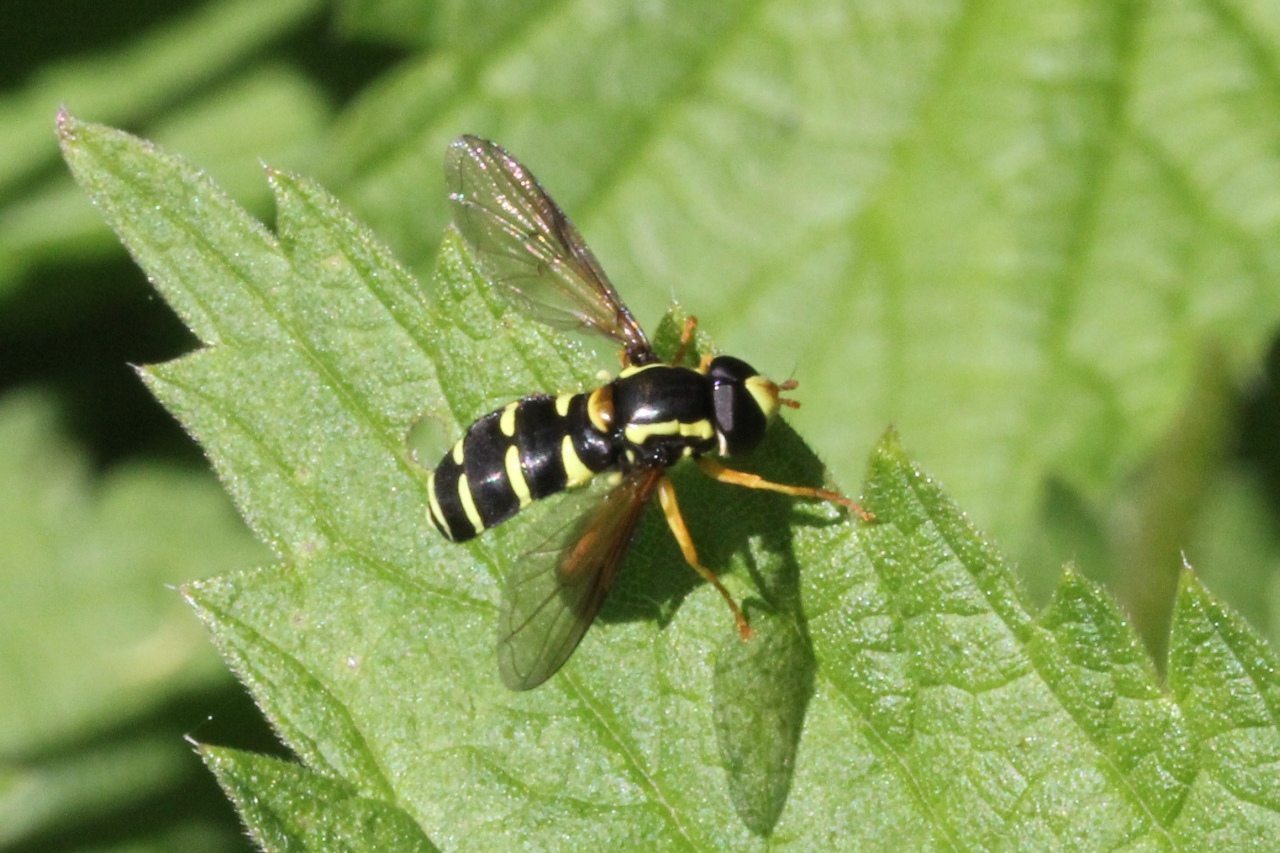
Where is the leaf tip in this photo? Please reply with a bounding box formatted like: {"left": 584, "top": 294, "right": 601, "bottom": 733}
{"left": 56, "top": 108, "right": 81, "bottom": 156}
{"left": 178, "top": 576, "right": 221, "bottom": 624}
{"left": 1173, "top": 562, "right": 1206, "bottom": 609}
{"left": 862, "top": 426, "right": 910, "bottom": 506}
{"left": 263, "top": 163, "right": 286, "bottom": 187}
{"left": 871, "top": 425, "right": 904, "bottom": 458}
{"left": 1058, "top": 560, "right": 1084, "bottom": 583}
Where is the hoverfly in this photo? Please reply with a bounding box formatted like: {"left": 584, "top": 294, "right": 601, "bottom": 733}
{"left": 428, "top": 135, "right": 868, "bottom": 690}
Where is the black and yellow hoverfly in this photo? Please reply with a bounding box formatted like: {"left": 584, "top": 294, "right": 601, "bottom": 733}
{"left": 428, "top": 135, "right": 868, "bottom": 690}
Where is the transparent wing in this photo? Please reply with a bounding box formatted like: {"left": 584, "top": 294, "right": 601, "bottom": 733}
{"left": 497, "top": 468, "right": 662, "bottom": 690}
{"left": 446, "top": 135, "right": 654, "bottom": 365}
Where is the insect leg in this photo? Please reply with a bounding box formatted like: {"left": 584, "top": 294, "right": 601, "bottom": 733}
{"left": 670, "top": 315, "right": 699, "bottom": 366}
{"left": 697, "top": 457, "right": 875, "bottom": 522}
{"left": 656, "top": 475, "right": 755, "bottom": 640}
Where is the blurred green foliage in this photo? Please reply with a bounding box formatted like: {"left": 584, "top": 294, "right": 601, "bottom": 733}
{"left": 1, "top": 1, "right": 393, "bottom": 849}
{"left": 6, "top": 0, "right": 1280, "bottom": 848}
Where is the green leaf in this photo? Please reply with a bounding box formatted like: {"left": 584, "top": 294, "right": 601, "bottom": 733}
{"left": 0, "top": 66, "right": 329, "bottom": 282}
{"left": 333, "top": 0, "right": 437, "bottom": 47}
{"left": 1, "top": 736, "right": 191, "bottom": 849}
{"left": 332, "top": 0, "right": 549, "bottom": 58}
{"left": 0, "top": 389, "right": 265, "bottom": 847}
{"left": 714, "top": 608, "right": 816, "bottom": 836}
{"left": 62, "top": 117, "right": 1280, "bottom": 849}
{"left": 0, "top": 390, "right": 265, "bottom": 753}
{"left": 203, "top": 747, "right": 438, "bottom": 852}
{"left": 0, "top": 0, "right": 320, "bottom": 198}
{"left": 321, "top": 1, "right": 1280, "bottom": 647}
{"left": 0, "top": 0, "right": 328, "bottom": 307}
{"left": 1167, "top": 570, "right": 1280, "bottom": 838}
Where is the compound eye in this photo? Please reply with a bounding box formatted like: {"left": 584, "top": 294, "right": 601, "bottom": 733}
{"left": 708, "top": 357, "right": 771, "bottom": 456}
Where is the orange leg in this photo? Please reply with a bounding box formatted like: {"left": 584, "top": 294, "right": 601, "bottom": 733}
{"left": 671, "top": 315, "right": 699, "bottom": 366}
{"left": 698, "top": 457, "right": 875, "bottom": 522}
{"left": 657, "top": 475, "right": 755, "bottom": 640}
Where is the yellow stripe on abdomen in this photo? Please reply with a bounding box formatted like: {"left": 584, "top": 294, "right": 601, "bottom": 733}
{"left": 456, "top": 473, "right": 484, "bottom": 537}
{"left": 506, "top": 444, "right": 533, "bottom": 508}
{"left": 426, "top": 470, "right": 454, "bottom": 540}
{"left": 561, "top": 435, "right": 595, "bottom": 486}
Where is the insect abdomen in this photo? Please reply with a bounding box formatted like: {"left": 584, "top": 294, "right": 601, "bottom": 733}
{"left": 427, "top": 393, "right": 615, "bottom": 541}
